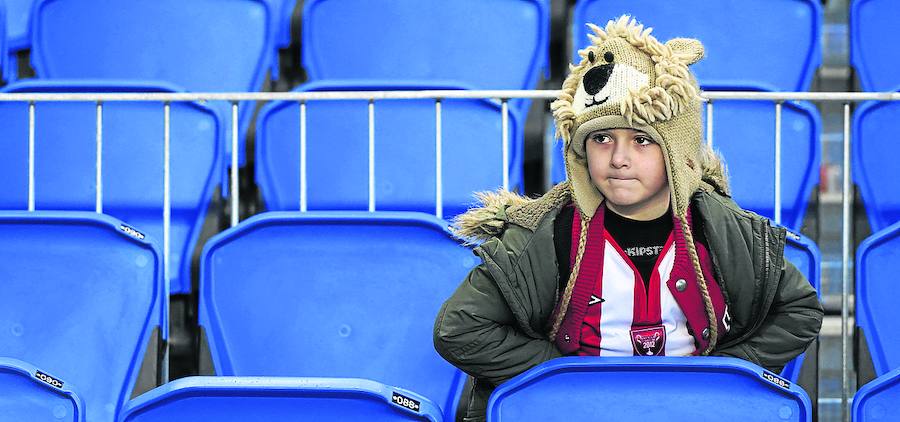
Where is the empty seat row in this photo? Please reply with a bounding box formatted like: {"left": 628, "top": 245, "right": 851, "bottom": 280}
{"left": 0, "top": 209, "right": 824, "bottom": 421}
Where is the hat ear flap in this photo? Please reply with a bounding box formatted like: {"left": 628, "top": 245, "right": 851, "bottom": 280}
{"left": 666, "top": 38, "right": 704, "bottom": 65}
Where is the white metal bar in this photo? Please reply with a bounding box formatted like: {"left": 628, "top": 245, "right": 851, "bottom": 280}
{"left": 706, "top": 100, "right": 714, "bottom": 147}
{"left": 841, "top": 102, "right": 852, "bottom": 422}
{"left": 299, "top": 101, "right": 307, "bottom": 212}
{"left": 230, "top": 102, "right": 239, "bottom": 227}
{"left": 1, "top": 90, "right": 899, "bottom": 102}
{"left": 435, "top": 100, "right": 443, "bottom": 219}
{"left": 501, "top": 100, "right": 510, "bottom": 191}
{"left": 774, "top": 102, "right": 782, "bottom": 225}
{"left": 163, "top": 102, "right": 171, "bottom": 292}
{"left": 27, "top": 101, "right": 35, "bottom": 211}
{"left": 368, "top": 100, "right": 375, "bottom": 212}
{"left": 95, "top": 102, "right": 103, "bottom": 214}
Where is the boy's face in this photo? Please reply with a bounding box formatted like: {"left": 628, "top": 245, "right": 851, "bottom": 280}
{"left": 585, "top": 128, "right": 670, "bottom": 219}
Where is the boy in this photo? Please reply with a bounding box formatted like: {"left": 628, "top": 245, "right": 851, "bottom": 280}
{"left": 433, "top": 16, "right": 823, "bottom": 421}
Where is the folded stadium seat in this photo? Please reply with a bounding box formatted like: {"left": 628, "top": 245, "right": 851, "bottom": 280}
{"left": 0, "top": 81, "right": 222, "bottom": 295}
{"left": 487, "top": 357, "right": 812, "bottom": 421}
{"left": 856, "top": 222, "right": 900, "bottom": 377}
{"left": 572, "top": 0, "right": 822, "bottom": 92}
{"left": 2, "top": 0, "right": 34, "bottom": 82}
{"left": 550, "top": 85, "right": 820, "bottom": 231}
{"left": 0, "top": 211, "right": 166, "bottom": 422}
{"left": 29, "top": 0, "right": 278, "bottom": 167}
{"left": 198, "top": 212, "right": 475, "bottom": 421}
{"left": 851, "top": 0, "right": 900, "bottom": 92}
{"left": 0, "top": 0, "right": 6, "bottom": 81}
{"left": 853, "top": 100, "right": 900, "bottom": 232}
{"left": 276, "top": 0, "right": 294, "bottom": 49}
{"left": 119, "top": 377, "right": 442, "bottom": 421}
{"left": 255, "top": 81, "right": 522, "bottom": 218}
{"left": 0, "top": 357, "right": 85, "bottom": 422}
{"left": 853, "top": 366, "right": 900, "bottom": 422}
{"left": 300, "top": 0, "right": 549, "bottom": 120}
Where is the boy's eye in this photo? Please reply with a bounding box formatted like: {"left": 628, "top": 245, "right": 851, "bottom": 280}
{"left": 589, "top": 133, "right": 611, "bottom": 144}
{"left": 635, "top": 136, "right": 654, "bottom": 146}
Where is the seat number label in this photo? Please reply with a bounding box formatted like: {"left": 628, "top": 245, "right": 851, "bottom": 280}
{"left": 761, "top": 371, "right": 791, "bottom": 390}
{"left": 119, "top": 224, "right": 145, "bottom": 240}
{"left": 392, "top": 392, "right": 421, "bottom": 412}
{"left": 35, "top": 371, "right": 64, "bottom": 389}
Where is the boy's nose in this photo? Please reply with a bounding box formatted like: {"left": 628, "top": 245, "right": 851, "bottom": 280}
{"left": 610, "top": 142, "right": 630, "bottom": 168}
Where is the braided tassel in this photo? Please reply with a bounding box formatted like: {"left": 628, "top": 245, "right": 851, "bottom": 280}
{"left": 549, "top": 213, "right": 591, "bottom": 341}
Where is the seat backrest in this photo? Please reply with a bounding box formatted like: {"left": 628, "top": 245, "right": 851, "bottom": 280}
{"left": 29, "top": 0, "right": 274, "bottom": 164}
{"left": 199, "top": 211, "right": 473, "bottom": 421}
{"left": 0, "top": 357, "right": 84, "bottom": 422}
{"left": 119, "top": 377, "right": 442, "bottom": 422}
{"left": 488, "top": 356, "right": 812, "bottom": 421}
{"left": 857, "top": 222, "right": 900, "bottom": 376}
{"left": 0, "top": 80, "right": 222, "bottom": 294}
{"left": 0, "top": 211, "right": 165, "bottom": 422}
{"left": 302, "top": 0, "right": 548, "bottom": 92}
{"left": 572, "top": 0, "right": 821, "bottom": 91}
{"left": 853, "top": 367, "right": 900, "bottom": 422}
{"left": 851, "top": 0, "right": 900, "bottom": 92}
{"left": 701, "top": 88, "right": 820, "bottom": 230}
{"left": 853, "top": 100, "right": 900, "bottom": 232}
{"left": 781, "top": 233, "right": 822, "bottom": 382}
{"left": 31, "top": 0, "right": 274, "bottom": 93}
{"left": 550, "top": 86, "right": 820, "bottom": 231}
{"left": 255, "top": 81, "right": 522, "bottom": 218}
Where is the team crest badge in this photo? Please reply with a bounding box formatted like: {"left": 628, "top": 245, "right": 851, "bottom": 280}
{"left": 630, "top": 326, "right": 666, "bottom": 356}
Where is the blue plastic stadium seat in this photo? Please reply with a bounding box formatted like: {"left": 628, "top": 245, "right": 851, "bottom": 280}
{"left": 0, "top": 357, "right": 84, "bottom": 422}
{"left": 701, "top": 87, "right": 821, "bottom": 230}
{"left": 0, "top": 81, "right": 222, "bottom": 294}
{"left": 781, "top": 234, "right": 822, "bottom": 383}
{"left": 857, "top": 222, "right": 900, "bottom": 376}
{"left": 276, "top": 0, "right": 294, "bottom": 48}
{"left": 851, "top": 0, "right": 900, "bottom": 92}
{"left": 199, "top": 211, "right": 474, "bottom": 421}
{"left": 3, "top": 0, "right": 30, "bottom": 52}
{"left": 550, "top": 86, "right": 820, "bottom": 231}
{"left": 853, "top": 367, "right": 900, "bottom": 422}
{"left": 488, "top": 357, "right": 812, "bottom": 421}
{"left": 256, "top": 81, "right": 522, "bottom": 217}
{"left": 572, "top": 0, "right": 821, "bottom": 91}
{"left": 119, "top": 377, "right": 442, "bottom": 422}
{"left": 29, "top": 0, "right": 276, "bottom": 165}
{"left": 301, "top": 0, "right": 549, "bottom": 117}
{"left": 853, "top": 100, "right": 900, "bottom": 232}
{"left": 0, "top": 211, "right": 165, "bottom": 422}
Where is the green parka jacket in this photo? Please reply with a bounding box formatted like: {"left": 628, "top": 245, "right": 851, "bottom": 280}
{"left": 433, "top": 183, "right": 824, "bottom": 421}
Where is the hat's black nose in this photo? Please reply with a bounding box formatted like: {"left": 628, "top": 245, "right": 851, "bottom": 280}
{"left": 583, "top": 63, "right": 614, "bottom": 96}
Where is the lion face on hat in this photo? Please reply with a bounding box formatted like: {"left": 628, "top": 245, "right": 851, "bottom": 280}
{"left": 572, "top": 37, "right": 653, "bottom": 116}
{"left": 552, "top": 15, "right": 705, "bottom": 145}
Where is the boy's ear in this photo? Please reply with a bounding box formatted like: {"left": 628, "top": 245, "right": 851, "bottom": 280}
{"left": 666, "top": 38, "right": 704, "bottom": 65}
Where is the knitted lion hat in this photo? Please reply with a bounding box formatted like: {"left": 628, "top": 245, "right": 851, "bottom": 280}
{"left": 550, "top": 15, "right": 722, "bottom": 353}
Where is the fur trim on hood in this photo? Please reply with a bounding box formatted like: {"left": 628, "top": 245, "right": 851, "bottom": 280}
{"left": 451, "top": 183, "right": 572, "bottom": 245}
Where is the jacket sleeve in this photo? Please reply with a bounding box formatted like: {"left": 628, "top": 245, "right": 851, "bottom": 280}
{"left": 433, "top": 261, "right": 562, "bottom": 386}
{"left": 713, "top": 260, "right": 824, "bottom": 373}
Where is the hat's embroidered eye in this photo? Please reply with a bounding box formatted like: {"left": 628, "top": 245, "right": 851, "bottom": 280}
{"left": 604, "top": 51, "right": 614, "bottom": 63}
{"left": 588, "top": 51, "right": 595, "bottom": 63}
